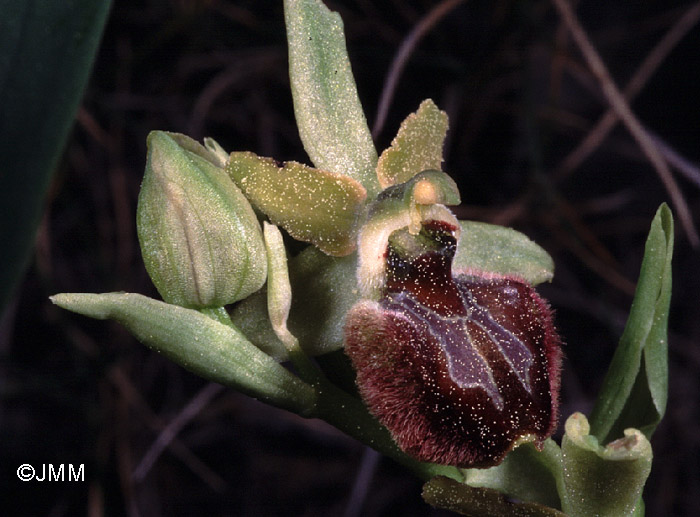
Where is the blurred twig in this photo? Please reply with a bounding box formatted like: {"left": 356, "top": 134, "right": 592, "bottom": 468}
{"left": 131, "top": 381, "right": 225, "bottom": 483}
{"left": 554, "top": 1, "right": 700, "bottom": 181}
{"left": 372, "top": 0, "right": 467, "bottom": 138}
{"left": 108, "top": 365, "right": 228, "bottom": 492}
{"left": 551, "top": 0, "right": 699, "bottom": 247}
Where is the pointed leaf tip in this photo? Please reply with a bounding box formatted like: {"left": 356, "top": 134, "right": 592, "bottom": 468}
{"left": 588, "top": 204, "right": 673, "bottom": 443}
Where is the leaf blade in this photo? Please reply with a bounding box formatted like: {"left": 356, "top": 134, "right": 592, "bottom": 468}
{"left": 0, "top": 0, "right": 112, "bottom": 314}
{"left": 51, "top": 292, "right": 316, "bottom": 415}
{"left": 588, "top": 204, "right": 673, "bottom": 443}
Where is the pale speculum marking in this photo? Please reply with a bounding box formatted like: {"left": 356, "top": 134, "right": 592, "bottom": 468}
{"left": 385, "top": 281, "right": 534, "bottom": 412}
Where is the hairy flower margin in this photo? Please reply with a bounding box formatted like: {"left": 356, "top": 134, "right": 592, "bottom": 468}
{"left": 345, "top": 220, "right": 562, "bottom": 468}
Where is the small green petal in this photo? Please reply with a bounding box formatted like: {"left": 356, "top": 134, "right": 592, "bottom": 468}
{"left": 227, "top": 151, "right": 367, "bottom": 256}
{"left": 263, "top": 222, "right": 295, "bottom": 350}
{"left": 377, "top": 99, "right": 449, "bottom": 189}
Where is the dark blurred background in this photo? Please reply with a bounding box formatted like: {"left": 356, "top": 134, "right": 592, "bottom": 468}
{"left": 2, "top": 0, "right": 699, "bottom": 515}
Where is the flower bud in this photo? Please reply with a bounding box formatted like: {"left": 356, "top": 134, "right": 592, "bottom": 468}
{"left": 344, "top": 221, "right": 562, "bottom": 468}
{"left": 137, "top": 131, "right": 267, "bottom": 308}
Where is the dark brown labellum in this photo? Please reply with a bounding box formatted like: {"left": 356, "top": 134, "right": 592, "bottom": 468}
{"left": 344, "top": 221, "right": 562, "bottom": 468}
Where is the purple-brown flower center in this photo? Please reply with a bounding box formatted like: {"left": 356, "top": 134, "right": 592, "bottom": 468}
{"left": 344, "top": 221, "right": 562, "bottom": 467}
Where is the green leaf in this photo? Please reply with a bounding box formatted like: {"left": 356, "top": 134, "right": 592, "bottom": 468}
{"left": 227, "top": 151, "right": 367, "bottom": 256}
{"left": 561, "top": 413, "right": 652, "bottom": 517}
{"left": 377, "top": 99, "right": 449, "bottom": 189}
{"left": 0, "top": 0, "right": 111, "bottom": 314}
{"left": 588, "top": 204, "right": 673, "bottom": 443}
{"left": 50, "top": 292, "right": 316, "bottom": 415}
{"left": 454, "top": 221, "right": 554, "bottom": 285}
{"left": 423, "top": 476, "right": 566, "bottom": 517}
{"left": 464, "top": 440, "right": 564, "bottom": 511}
{"left": 284, "top": 0, "right": 380, "bottom": 198}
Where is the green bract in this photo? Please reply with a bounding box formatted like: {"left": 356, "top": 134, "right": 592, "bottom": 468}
{"left": 137, "top": 131, "right": 267, "bottom": 308}
{"left": 561, "top": 413, "right": 652, "bottom": 517}
{"left": 50, "top": 292, "right": 316, "bottom": 415}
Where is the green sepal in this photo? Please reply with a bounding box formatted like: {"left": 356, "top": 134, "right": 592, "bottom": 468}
{"left": 137, "top": 131, "right": 267, "bottom": 308}
{"left": 561, "top": 413, "right": 652, "bottom": 517}
{"left": 464, "top": 439, "right": 564, "bottom": 511}
{"left": 453, "top": 221, "right": 554, "bottom": 285}
{"left": 226, "top": 151, "right": 367, "bottom": 256}
{"left": 50, "top": 292, "right": 316, "bottom": 415}
{"left": 423, "top": 476, "right": 566, "bottom": 517}
{"left": 377, "top": 99, "right": 449, "bottom": 189}
{"left": 284, "top": 0, "right": 380, "bottom": 198}
{"left": 588, "top": 204, "right": 673, "bottom": 443}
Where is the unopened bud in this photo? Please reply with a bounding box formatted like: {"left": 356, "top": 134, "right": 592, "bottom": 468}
{"left": 137, "top": 131, "right": 266, "bottom": 308}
